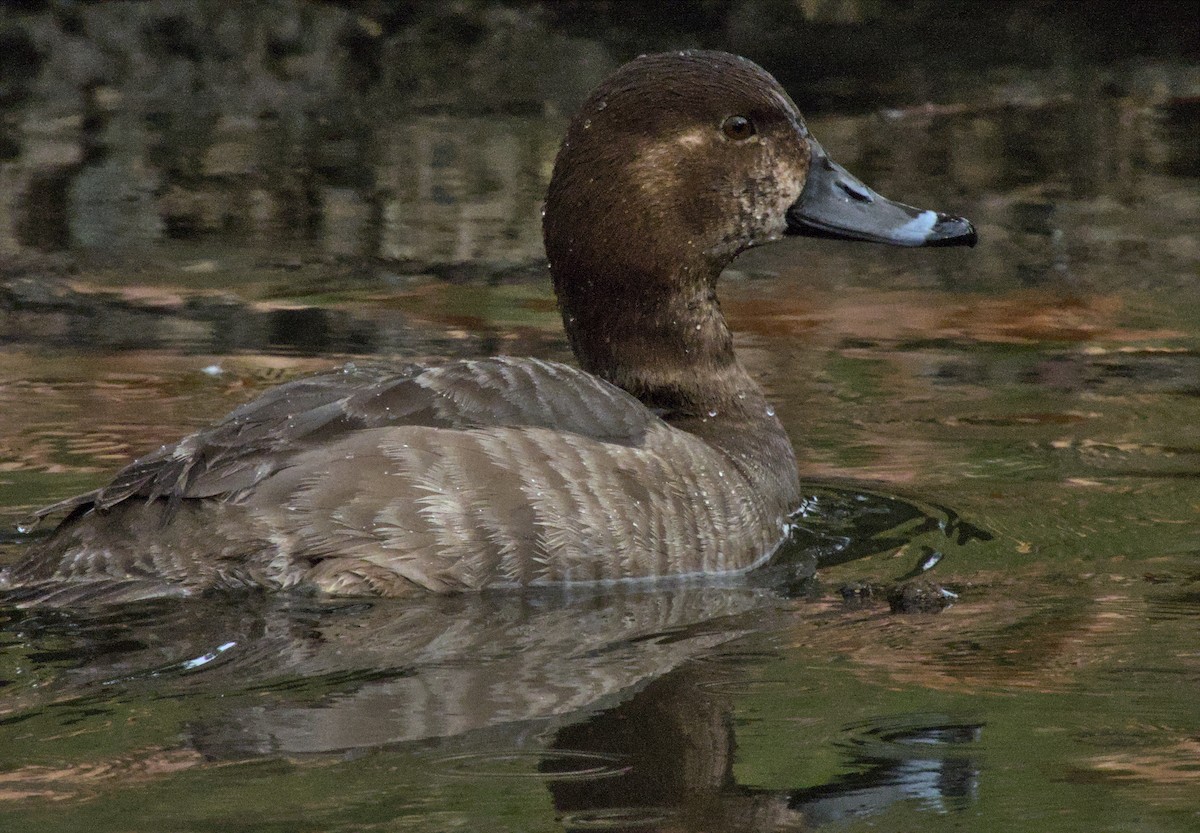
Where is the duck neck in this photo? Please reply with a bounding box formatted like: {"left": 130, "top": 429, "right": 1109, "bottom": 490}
{"left": 555, "top": 257, "right": 760, "bottom": 419}
{"left": 550, "top": 244, "right": 799, "bottom": 508}
{"left": 554, "top": 255, "right": 799, "bottom": 509}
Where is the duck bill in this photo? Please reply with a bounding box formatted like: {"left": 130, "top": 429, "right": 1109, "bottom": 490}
{"left": 786, "top": 140, "right": 977, "bottom": 247}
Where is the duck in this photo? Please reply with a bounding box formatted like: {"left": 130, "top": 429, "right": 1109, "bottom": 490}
{"left": 1, "top": 51, "right": 975, "bottom": 606}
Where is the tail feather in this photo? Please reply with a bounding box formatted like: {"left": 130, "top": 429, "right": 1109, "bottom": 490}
{"left": 2, "top": 499, "right": 278, "bottom": 608}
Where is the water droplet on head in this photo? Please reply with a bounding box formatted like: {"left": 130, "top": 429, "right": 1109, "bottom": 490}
{"left": 582, "top": 118, "right": 592, "bottom": 130}
{"left": 595, "top": 99, "right": 607, "bottom": 111}
{"left": 765, "top": 405, "right": 776, "bottom": 417}
{"left": 707, "top": 409, "right": 718, "bottom": 418}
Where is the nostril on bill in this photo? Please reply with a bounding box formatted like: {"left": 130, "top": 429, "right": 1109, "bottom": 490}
{"left": 837, "top": 180, "right": 874, "bottom": 203}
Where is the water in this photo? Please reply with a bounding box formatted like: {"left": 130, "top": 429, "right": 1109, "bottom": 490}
{"left": 1, "top": 2, "right": 1199, "bottom": 831}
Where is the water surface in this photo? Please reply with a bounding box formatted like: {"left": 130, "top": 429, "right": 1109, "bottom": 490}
{"left": 1, "top": 3, "right": 1199, "bottom": 831}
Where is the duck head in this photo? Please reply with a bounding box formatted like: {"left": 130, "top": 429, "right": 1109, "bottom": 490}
{"left": 543, "top": 51, "right": 975, "bottom": 412}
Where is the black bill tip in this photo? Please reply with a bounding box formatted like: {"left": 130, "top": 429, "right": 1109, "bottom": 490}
{"left": 923, "top": 214, "right": 978, "bottom": 248}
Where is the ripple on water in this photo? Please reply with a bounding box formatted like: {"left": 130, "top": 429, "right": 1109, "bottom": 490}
{"left": 694, "top": 676, "right": 809, "bottom": 696}
{"left": 838, "top": 712, "right": 985, "bottom": 760}
{"left": 558, "top": 806, "right": 679, "bottom": 830}
{"left": 1146, "top": 590, "right": 1200, "bottom": 621}
{"left": 430, "top": 749, "right": 630, "bottom": 781}
{"left": 778, "top": 711, "right": 986, "bottom": 821}
{"left": 101, "top": 639, "right": 239, "bottom": 686}
{"left": 788, "top": 485, "right": 994, "bottom": 571}
{"left": 690, "top": 648, "right": 782, "bottom": 667}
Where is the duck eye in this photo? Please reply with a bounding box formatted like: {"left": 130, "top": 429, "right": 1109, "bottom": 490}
{"left": 721, "top": 115, "right": 756, "bottom": 141}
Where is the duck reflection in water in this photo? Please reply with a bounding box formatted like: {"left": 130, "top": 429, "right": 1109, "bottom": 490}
{"left": 546, "top": 668, "right": 981, "bottom": 832}
{"left": 4, "top": 582, "right": 981, "bottom": 831}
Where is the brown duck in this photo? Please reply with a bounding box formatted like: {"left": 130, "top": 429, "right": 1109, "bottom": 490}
{"left": 2, "top": 51, "right": 975, "bottom": 605}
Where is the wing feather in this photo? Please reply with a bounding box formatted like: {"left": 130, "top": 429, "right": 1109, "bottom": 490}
{"left": 27, "top": 358, "right": 657, "bottom": 526}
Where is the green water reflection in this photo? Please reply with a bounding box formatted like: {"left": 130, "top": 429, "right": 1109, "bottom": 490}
{"left": 2, "top": 1, "right": 1199, "bottom": 831}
